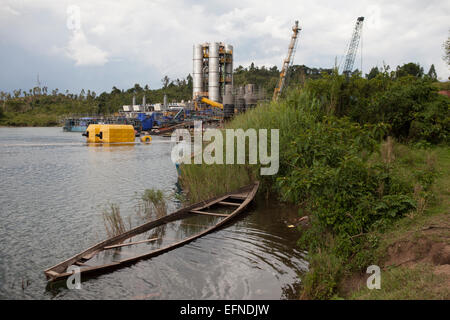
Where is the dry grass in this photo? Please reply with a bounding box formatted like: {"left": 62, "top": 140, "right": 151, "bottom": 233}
{"left": 102, "top": 203, "right": 130, "bottom": 238}
{"left": 380, "top": 136, "right": 395, "bottom": 165}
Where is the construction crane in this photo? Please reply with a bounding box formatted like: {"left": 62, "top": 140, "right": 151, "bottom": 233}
{"left": 341, "top": 17, "right": 364, "bottom": 76}
{"left": 272, "top": 20, "right": 301, "bottom": 101}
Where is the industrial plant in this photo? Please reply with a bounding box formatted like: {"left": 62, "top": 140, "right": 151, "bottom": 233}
{"left": 65, "top": 18, "right": 367, "bottom": 136}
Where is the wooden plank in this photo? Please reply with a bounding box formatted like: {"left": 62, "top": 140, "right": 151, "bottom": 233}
{"left": 228, "top": 195, "right": 247, "bottom": 200}
{"left": 189, "top": 210, "right": 229, "bottom": 217}
{"left": 46, "top": 270, "right": 60, "bottom": 278}
{"left": 81, "top": 250, "right": 100, "bottom": 261}
{"left": 218, "top": 201, "right": 241, "bottom": 207}
{"left": 104, "top": 238, "right": 159, "bottom": 250}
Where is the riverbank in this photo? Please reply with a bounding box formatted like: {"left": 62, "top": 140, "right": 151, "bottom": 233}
{"left": 340, "top": 146, "right": 449, "bottom": 299}
{"left": 178, "top": 73, "right": 450, "bottom": 299}
{"left": 0, "top": 111, "right": 60, "bottom": 127}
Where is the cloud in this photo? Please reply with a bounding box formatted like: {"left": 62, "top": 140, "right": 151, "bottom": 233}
{"left": 0, "top": 5, "right": 20, "bottom": 17}
{"left": 64, "top": 29, "right": 109, "bottom": 66}
{"left": 0, "top": 0, "right": 449, "bottom": 93}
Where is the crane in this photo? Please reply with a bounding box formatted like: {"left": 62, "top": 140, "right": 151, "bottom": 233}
{"left": 341, "top": 17, "right": 364, "bottom": 76}
{"left": 272, "top": 20, "right": 301, "bottom": 101}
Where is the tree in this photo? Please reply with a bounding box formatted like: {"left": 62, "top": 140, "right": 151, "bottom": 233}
{"left": 444, "top": 31, "right": 450, "bottom": 67}
{"left": 186, "top": 74, "right": 193, "bottom": 91}
{"left": 427, "top": 64, "right": 437, "bottom": 81}
{"left": 366, "top": 66, "right": 380, "bottom": 80}
{"left": 133, "top": 83, "right": 143, "bottom": 92}
{"left": 396, "top": 62, "right": 424, "bottom": 78}
{"left": 161, "top": 76, "right": 170, "bottom": 89}
{"left": 111, "top": 86, "right": 121, "bottom": 95}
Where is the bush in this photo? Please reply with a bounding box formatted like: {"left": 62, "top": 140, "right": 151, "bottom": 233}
{"left": 305, "top": 72, "right": 450, "bottom": 144}
{"left": 300, "top": 250, "right": 343, "bottom": 300}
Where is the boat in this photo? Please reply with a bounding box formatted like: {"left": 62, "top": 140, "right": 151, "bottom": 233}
{"left": 62, "top": 117, "right": 100, "bottom": 132}
{"left": 44, "top": 182, "right": 259, "bottom": 282}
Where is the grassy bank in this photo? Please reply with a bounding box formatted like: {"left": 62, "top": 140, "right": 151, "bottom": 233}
{"left": 179, "top": 72, "right": 449, "bottom": 299}
{"left": 0, "top": 111, "right": 60, "bottom": 127}
{"left": 342, "top": 146, "right": 450, "bottom": 299}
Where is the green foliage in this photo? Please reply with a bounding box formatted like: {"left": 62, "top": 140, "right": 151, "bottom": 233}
{"left": 305, "top": 70, "right": 450, "bottom": 144}
{"left": 350, "top": 264, "right": 450, "bottom": 300}
{"left": 141, "top": 188, "right": 167, "bottom": 218}
{"left": 427, "top": 64, "right": 438, "bottom": 81}
{"left": 233, "top": 64, "right": 332, "bottom": 99}
{"left": 300, "top": 250, "right": 343, "bottom": 300}
{"left": 443, "top": 32, "right": 450, "bottom": 68}
{"left": 275, "top": 117, "right": 417, "bottom": 263}
{"left": 366, "top": 67, "right": 380, "bottom": 80}
{"left": 177, "top": 68, "right": 444, "bottom": 299}
{"left": 395, "top": 62, "right": 424, "bottom": 78}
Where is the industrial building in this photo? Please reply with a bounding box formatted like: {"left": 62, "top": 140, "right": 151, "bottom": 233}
{"left": 193, "top": 42, "right": 233, "bottom": 103}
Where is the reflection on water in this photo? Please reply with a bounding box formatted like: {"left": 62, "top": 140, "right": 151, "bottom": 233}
{"left": 0, "top": 127, "right": 307, "bottom": 300}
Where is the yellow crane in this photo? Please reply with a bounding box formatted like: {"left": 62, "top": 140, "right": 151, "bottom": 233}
{"left": 273, "top": 21, "right": 301, "bottom": 101}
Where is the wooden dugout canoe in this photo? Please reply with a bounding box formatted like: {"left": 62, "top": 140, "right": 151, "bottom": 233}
{"left": 44, "top": 182, "right": 259, "bottom": 282}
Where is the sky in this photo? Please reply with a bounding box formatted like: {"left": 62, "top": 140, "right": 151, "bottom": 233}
{"left": 0, "top": 0, "right": 449, "bottom": 95}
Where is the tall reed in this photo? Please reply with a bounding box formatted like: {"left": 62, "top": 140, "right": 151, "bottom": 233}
{"left": 102, "top": 203, "right": 130, "bottom": 238}
{"left": 140, "top": 188, "right": 168, "bottom": 219}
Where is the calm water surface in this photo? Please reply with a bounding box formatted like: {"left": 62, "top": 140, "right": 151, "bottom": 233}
{"left": 0, "top": 127, "right": 307, "bottom": 299}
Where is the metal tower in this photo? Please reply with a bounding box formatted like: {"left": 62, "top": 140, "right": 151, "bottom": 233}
{"left": 273, "top": 20, "right": 301, "bottom": 101}
{"left": 341, "top": 17, "right": 364, "bottom": 75}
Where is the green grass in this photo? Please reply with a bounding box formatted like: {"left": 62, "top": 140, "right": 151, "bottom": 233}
{"left": 349, "top": 264, "right": 449, "bottom": 300}
{"left": 340, "top": 144, "right": 450, "bottom": 300}
{"left": 0, "top": 111, "right": 60, "bottom": 126}
{"left": 178, "top": 88, "right": 321, "bottom": 201}
{"left": 179, "top": 164, "right": 256, "bottom": 203}
{"left": 140, "top": 188, "right": 168, "bottom": 218}
{"left": 433, "top": 81, "right": 450, "bottom": 91}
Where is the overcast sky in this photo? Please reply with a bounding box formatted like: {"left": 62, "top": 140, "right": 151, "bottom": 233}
{"left": 0, "top": 0, "right": 449, "bottom": 94}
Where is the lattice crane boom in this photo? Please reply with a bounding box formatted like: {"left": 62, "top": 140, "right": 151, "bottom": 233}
{"left": 341, "top": 16, "right": 364, "bottom": 75}
{"left": 273, "top": 20, "right": 301, "bottom": 101}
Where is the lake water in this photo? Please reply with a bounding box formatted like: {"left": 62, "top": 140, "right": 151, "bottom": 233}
{"left": 0, "top": 127, "right": 307, "bottom": 299}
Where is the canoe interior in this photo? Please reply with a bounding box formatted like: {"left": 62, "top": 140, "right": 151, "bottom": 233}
{"left": 44, "top": 182, "right": 259, "bottom": 282}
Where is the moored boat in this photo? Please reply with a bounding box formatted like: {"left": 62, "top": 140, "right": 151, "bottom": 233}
{"left": 44, "top": 182, "right": 259, "bottom": 282}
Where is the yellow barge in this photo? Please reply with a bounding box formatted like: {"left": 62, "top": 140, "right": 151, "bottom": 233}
{"left": 83, "top": 124, "right": 136, "bottom": 143}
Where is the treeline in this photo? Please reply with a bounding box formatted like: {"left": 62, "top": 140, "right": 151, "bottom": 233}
{"left": 0, "top": 62, "right": 447, "bottom": 127}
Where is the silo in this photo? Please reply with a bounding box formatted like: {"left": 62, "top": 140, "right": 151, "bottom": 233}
{"left": 223, "top": 84, "right": 234, "bottom": 119}
{"left": 236, "top": 86, "right": 245, "bottom": 113}
{"left": 193, "top": 44, "right": 203, "bottom": 99}
{"left": 244, "top": 84, "right": 257, "bottom": 109}
{"left": 208, "top": 42, "right": 220, "bottom": 102}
